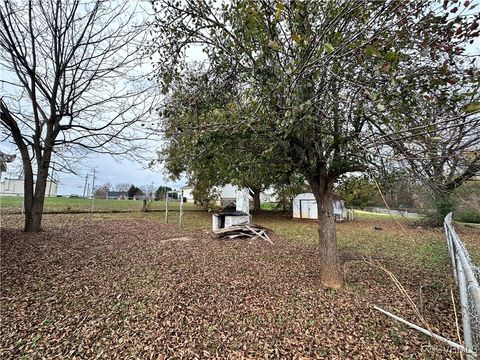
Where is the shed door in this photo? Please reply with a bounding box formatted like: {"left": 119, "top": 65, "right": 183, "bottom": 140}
{"left": 307, "top": 200, "right": 317, "bottom": 219}
{"left": 300, "top": 200, "right": 316, "bottom": 219}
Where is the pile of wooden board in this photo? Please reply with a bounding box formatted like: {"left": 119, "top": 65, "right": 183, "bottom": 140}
{"left": 212, "top": 224, "right": 274, "bottom": 244}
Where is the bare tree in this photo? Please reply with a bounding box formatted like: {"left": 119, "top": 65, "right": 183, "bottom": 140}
{"left": 140, "top": 183, "right": 155, "bottom": 200}
{"left": 115, "top": 182, "right": 131, "bottom": 192}
{"left": 94, "top": 182, "right": 112, "bottom": 198}
{"left": 0, "top": 0, "right": 158, "bottom": 231}
{"left": 0, "top": 150, "right": 16, "bottom": 177}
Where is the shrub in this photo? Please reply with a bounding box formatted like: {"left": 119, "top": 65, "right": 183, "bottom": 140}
{"left": 455, "top": 210, "right": 480, "bottom": 224}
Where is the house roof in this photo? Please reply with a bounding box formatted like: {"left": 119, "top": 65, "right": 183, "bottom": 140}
{"left": 107, "top": 191, "right": 126, "bottom": 197}
{"left": 293, "top": 192, "right": 344, "bottom": 201}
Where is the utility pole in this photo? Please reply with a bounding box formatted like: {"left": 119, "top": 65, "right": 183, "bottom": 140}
{"left": 82, "top": 174, "right": 89, "bottom": 198}
{"left": 91, "top": 169, "right": 96, "bottom": 213}
{"left": 48, "top": 163, "right": 55, "bottom": 197}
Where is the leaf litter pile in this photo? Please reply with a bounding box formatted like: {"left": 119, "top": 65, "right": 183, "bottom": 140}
{"left": 0, "top": 214, "right": 466, "bottom": 359}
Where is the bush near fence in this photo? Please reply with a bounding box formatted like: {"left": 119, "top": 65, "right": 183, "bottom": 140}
{"left": 456, "top": 210, "right": 480, "bottom": 224}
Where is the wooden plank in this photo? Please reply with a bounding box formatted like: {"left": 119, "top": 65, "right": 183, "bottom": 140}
{"left": 212, "top": 225, "right": 247, "bottom": 235}
{"left": 245, "top": 225, "right": 274, "bottom": 245}
{"left": 213, "top": 225, "right": 264, "bottom": 235}
{"left": 227, "top": 233, "right": 252, "bottom": 239}
{"left": 263, "top": 231, "right": 273, "bottom": 243}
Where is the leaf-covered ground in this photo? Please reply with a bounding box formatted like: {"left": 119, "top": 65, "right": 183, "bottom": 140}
{"left": 1, "top": 213, "right": 477, "bottom": 359}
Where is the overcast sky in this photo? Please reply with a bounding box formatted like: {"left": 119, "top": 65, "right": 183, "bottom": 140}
{"left": 55, "top": 154, "right": 183, "bottom": 195}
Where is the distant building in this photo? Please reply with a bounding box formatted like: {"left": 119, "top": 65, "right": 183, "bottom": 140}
{"left": 180, "top": 185, "right": 194, "bottom": 203}
{"left": 260, "top": 187, "right": 278, "bottom": 203}
{"left": 106, "top": 191, "right": 127, "bottom": 200}
{"left": 0, "top": 177, "right": 58, "bottom": 197}
{"left": 292, "top": 193, "right": 347, "bottom": 221}
{"left": 180, "top": 184, "right": 244, "bottom": 206}
{"left": 180, "top": 184, "right": 278, "bottom": 207}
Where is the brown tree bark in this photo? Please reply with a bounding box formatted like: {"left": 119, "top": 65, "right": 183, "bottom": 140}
{"left": 24, "top": 196, "right": 45, "bottom": 232}
{"left": 23, "top": 149, "right": 51, "bottom": 232}
{"left": 309, "top": 175, "right": 344, "bottom": 289}
{"left": 251, "top": 188, "right": 261, "bottom": 213}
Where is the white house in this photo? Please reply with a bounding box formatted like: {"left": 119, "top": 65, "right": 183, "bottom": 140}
{"left": 181, "top": 183, "right": 281, "bottom": 207}
{"left": 106, "top": 191, "right": 127, "bottom": 200}
{"left": 180, "top": 184, "right": 243, "bottom": 206}
{"left": 180, "top": 185, "right": 194, "bottom": 203}
{"left": 292, "top": 193, "right": 347, "bottom": 221}
{"left": 0, "top": 177, "right": 58, "bottom": 197}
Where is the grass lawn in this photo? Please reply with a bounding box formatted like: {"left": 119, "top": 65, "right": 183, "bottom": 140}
{"left": 154, "top": 209, "right": 479, "bottom": 266}
{"left": 0, "top": 196, "right": 199, "bottom": 214}
{"left": 1, "top": 210, "right": 478, "bottom": 358}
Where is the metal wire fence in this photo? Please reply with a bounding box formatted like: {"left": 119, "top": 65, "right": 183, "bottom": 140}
{"left": 444, "top": 212, "right": 480, "bottom": 359}
{"left": 0, "top": 196, "right": 201, "bottom": 214}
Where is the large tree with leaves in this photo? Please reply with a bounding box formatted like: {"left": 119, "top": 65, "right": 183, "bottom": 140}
{"left": 0, "top": 0, "right": 157, "bottom": 232}
{"left": 160, "top": 67, "right": 292, "bottom": 211}
{"left": 149, "top": 0, "right": 479, "bottom": 288}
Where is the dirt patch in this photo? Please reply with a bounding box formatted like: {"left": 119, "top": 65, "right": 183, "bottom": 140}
{"left": 0, "top": 214, "right": 459, "bottom": 359}
{"left": 162, "top": 236, "right": 193, "bottom": 243}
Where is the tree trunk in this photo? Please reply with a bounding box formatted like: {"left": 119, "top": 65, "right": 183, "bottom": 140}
{"left": 251, "top": 189, "right": 261, "bottom": 213}
{"left": 309, "top": 176, "right": 344, "bottom": 289}
{"left": 24, "top": 196, "right": 46, "bottom": 232}
{"left": 429, "top": 190, "right": 454, "bottom": 227}
{"left": 24, "top": 171, "right": 49, "bottom": 232}
{"left": 24, "top": 156, "right": 50, "bottom": 232}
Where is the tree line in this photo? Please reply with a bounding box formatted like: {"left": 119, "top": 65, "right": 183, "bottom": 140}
{"left": 93, "top": 183, "right": 174, "bottom": 200}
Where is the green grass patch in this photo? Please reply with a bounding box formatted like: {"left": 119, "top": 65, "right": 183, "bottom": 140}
{"left": 136, "top": 209, "right": 454, "bottom": 270}
{"left": 455, "top": 209, "right": 480, "bottom": 224}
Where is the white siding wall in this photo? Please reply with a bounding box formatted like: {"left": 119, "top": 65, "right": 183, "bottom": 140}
{"left": 0, "top": 179, "right": 58, "bottom": 197}
{"left": 184, "top": 184, "right": 252, "bottom": 206}
{"left": 181, "top": 187, "right": 194, "bottom": 203}
{"left": 219, "top": 184, "right": 238, "bottom": 199}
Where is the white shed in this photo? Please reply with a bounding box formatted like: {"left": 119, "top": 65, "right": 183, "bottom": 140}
{"left": 292, "top": 193, "right": 347, "bottom": 221}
